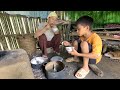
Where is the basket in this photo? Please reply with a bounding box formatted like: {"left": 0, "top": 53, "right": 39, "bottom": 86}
{"left": 17, "top": 34, "right": 36, "bottom": 58}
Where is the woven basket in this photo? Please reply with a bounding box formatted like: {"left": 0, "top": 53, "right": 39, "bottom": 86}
{"left": 17, "top": 34, "right": 36, "bottom": 58}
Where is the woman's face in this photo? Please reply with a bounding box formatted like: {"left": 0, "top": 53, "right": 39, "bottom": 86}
{"left": 48, "top": 16, "right": 58, "bottom": 27}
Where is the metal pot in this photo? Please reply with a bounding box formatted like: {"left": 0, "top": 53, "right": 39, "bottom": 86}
{"left": 31, "top": 57, "right": 45, "bottom": 70}
{"left": 31, "top": 63, "right": 42, "bottom": 70}
{"left": 45, "top": 61, "right": 66, "bottom": 79}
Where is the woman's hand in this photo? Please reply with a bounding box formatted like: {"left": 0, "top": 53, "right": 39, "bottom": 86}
{"left": 44, "top": 23, "right": 51, "bottom": 30}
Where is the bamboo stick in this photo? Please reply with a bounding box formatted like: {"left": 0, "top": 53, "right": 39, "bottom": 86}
{"left": 27, "top": 17, "right": 31, "bottom": 33}
{"left": 11, "top": 37, "right": 16, "bottom": 49}
{"left": 24, "top": 17, "right": 30, "bottom": 34}
{"left": 14, "top": 16, "right": 21, "bottom": 34}
{"left": 0, "top": 38, "right": 4, "bottom": 50}
{"left": 0, "top": 42, "right": 4, "bottom": 50}
{"left": 5, "top": 37, "right": 11, "bottom": 50}
{"left": 19, "top": 16, "right": 24, "bottom": 34}
{"left": 32, "top": 18, "right": 36, "bottom": 33}
{"left": 9, "top": 16, "right": 16, "bottom": 34}
{"left": 16, "top": 16, "right": 22, "bottom": 34}
{"left": 21, "top": 17, "right": 27, "bottom": 34}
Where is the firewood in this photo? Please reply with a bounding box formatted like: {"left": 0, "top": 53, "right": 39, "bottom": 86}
{"left": 89, "top": 64, "right": 104, "bottom": 77}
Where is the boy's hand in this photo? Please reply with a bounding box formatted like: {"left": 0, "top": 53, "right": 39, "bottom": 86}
{"left": 62, "top": 41, "right": 71, "bottom": 46}
{"left": 69, "top": 48, "right": 79, "bottom": 56}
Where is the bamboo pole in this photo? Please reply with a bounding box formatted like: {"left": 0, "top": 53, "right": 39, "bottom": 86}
{"left": 27, "top": 17, "right": 31, "bottom": 33}
{"left": 21, "top": 17, "right": 27, "bottom": 34}
{"left": 11, "top": 37, "right": 16, "bottom": 49}
{"left": 32, "top": 19, "right": 35, "bottom": 33}
{"left": 14, "top": 16, "right": 21, "bottom": 34}
{"left": 9, "top": 16, "right": 16, "bottom": 34}
{"left": 0, "top": 42, "right": 4, "bottom": 50}
{"left": 16, "top": 17, "right": 22, "bottom": 34}
{"left": 19, "top": 16, "right": 24, "bottom": 34}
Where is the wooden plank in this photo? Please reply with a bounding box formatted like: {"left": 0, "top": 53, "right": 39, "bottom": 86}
{"left": 72, "top": 28, "right": 120, "bottom": 31}
{"left": 93, "top": 27, "right": 120, "bottom": 30}
{"left": 69, "top": 32, "right": 120, "bottom": 41}
{"left": 94, "top": 31, "right": 120, "bottom": 34}
{"left": 100, "top": 35, "right": 120, "bottom": 41}
{"left": 70, "top": 31, "right": 120, "bottom": 36}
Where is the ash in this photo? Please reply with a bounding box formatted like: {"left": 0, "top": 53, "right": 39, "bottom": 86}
{"left": 32, "top": 68, "right": 47, "bottom": 79}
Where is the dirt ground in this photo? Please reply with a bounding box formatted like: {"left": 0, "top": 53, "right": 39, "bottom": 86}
{"left": 33, "top": 49, "right": 120, "bottom": 79}
{"left": 62, "top": 56, "right": 120, "bottom": 79}
{"left": 47, "top": 50, "right": 120, "bottom": 79}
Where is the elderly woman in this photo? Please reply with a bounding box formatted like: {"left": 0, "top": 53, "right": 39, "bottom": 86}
{"left": 34, "top": 11, "right": 68, "bottom": 59}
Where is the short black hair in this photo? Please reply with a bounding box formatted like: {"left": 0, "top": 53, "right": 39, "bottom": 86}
{"left": 75, "top": 16, "right": 94, "bottom": 29}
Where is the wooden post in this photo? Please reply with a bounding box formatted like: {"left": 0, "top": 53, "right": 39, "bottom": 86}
{"left": 89, "top": 64, "right": 104, "bottom": 77}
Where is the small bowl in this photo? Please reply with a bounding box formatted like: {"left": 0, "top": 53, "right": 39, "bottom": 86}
{"left": 65, "top": 46, "right": 74, "bottom": 53}
{"left": 50, "top": 56, "right": 63, "bottom": 62}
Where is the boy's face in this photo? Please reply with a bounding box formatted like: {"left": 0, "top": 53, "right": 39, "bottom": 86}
{"left": 76, "top": 24, "right": 89, "bottom": 36}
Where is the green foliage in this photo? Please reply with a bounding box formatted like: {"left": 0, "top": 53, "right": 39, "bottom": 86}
{"left": 66, "top": 11, "right": 120, "bottom": 28}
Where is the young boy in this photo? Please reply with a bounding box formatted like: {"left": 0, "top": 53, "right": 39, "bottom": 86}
{"left": 63, "top": 16, "right": 102, "bottom": 79}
